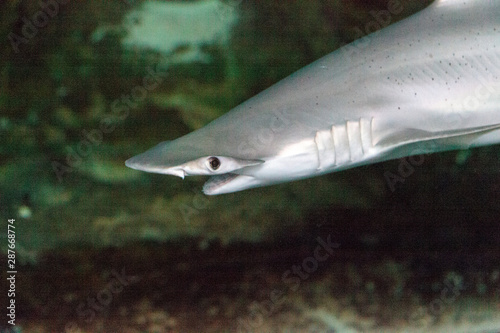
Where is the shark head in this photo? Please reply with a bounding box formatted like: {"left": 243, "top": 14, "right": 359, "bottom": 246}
{"left": 125, "top": 136, "right": 268, "bottom": 195}
{"left": 125, "top": 104, "right": 322, "bottom": 195}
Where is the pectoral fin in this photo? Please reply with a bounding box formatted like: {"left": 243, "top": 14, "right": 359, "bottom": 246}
{"left": 377, "top": 123, "right": 500, "bottom": 150}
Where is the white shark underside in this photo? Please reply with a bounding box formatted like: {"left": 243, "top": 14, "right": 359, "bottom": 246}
{"left": 126, "top": 0, "right": 500, "bottom": 195}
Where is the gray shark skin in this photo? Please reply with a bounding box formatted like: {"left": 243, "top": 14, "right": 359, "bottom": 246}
{"left": 126, "top": 0, "right": 500, "bottom": 195}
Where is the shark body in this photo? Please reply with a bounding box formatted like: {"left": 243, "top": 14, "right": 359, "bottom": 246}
{"left": 126, "top": 0, "right": 500, "bottom": 195}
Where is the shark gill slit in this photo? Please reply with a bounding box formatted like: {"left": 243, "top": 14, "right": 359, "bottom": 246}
{"left": 314, "top": 117, "right": 374, "bottom": 170}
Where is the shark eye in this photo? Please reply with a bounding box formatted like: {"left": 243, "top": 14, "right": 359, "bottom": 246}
{"left": 208, "top": 156, "right": 221, "bottom": 170}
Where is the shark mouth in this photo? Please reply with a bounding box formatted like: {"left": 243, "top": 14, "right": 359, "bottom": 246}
{"left": 202, "top": 173, "right": 239, "bottom": 195}
{"left": 202, "top": 173, "right": 258, "bottom": 195}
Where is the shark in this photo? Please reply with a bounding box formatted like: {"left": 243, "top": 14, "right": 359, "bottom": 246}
{"left": 126, "top": 0, "right": 500, "bottom": 195}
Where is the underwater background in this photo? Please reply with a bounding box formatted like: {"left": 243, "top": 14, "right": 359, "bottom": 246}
{"left": 1, "top": 0, "right": 499, "bottom": 332}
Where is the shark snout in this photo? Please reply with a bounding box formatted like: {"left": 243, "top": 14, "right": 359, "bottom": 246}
{"left": 125, "top": 141, "right": 189, "bottom": 178}
{"left": 125, "top": 154, "right": 186, "bottom": 178}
